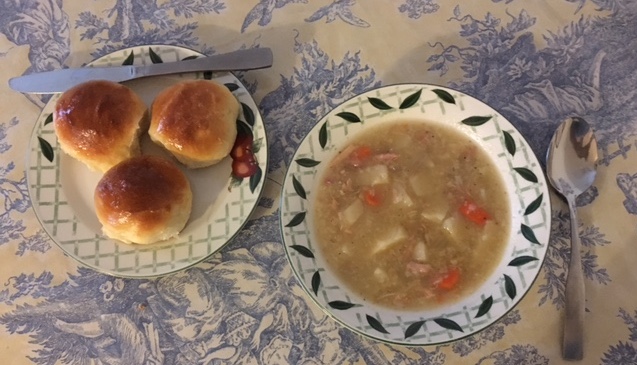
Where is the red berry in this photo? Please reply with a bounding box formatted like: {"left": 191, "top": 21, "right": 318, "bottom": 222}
{"left": 230, "top": 134, "right": 254, "bottom": 161}
{"left": 232, "top": 157, "right": 258, "bottom": 178}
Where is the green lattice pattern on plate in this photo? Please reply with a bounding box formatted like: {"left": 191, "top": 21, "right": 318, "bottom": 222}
{"left": 27, "top": 45, "right": 268, "bottom": 278}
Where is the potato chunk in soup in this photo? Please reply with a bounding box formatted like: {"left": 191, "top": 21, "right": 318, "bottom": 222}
{"left": 312, "top": 121, "right": 510, "bottom": 310}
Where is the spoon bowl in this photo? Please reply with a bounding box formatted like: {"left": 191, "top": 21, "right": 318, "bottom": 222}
{"left": 546, "top": 116, "right": 598, "bottom": 360}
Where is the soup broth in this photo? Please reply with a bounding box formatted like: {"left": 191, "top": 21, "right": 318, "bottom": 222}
{"left": 313, "top": 120, "right": 511, "bottom": 310}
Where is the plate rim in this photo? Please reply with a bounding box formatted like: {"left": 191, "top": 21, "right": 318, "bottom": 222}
{"left": 26, "top": 44, "right": 269, "bottom": 278}
{"left": 278, "top": 81, "right": 551, "bottom": 346}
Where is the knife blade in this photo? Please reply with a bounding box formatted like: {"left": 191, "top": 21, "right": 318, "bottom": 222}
{"left": 9, "top": 47, "right": 273, "bottom": 94}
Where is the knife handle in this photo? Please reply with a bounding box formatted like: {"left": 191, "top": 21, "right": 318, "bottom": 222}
{"left": 136, "top": 48, "right": 273, "bottom": 78}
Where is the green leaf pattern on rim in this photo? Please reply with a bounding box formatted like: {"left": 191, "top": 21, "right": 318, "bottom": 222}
{"left": 249, "top": 166, "right": 263, "bottom": 194}
{"left": 122, "top": 51, "right": 135, "bottom": 65}
{"left": 311, "top": 271, "right": 321, "bottom": 296}
{"left": 368, "top": 97, "right": 393, "bottom": 110}
{"left": 37, "top": 137, "right": 54, "bottom": 162}
{"left": 503, "top": 130, "right": 516, "bottom": 156}
{"left": 404, "top": 320, "right": 426, "bottom": 339}
{"left": 336, "top": 111, "right": 362, "bottom": 123}
{"left": 508, "top": 256, "right": 539, "bottom": 267}
{"left": 434, "top": 318, "right": 464, "bottom": 332}
{"left": 241, "top": 102, "right": 255, "bottom": 126}
{"left": 328, "top": 301, "right": 357, "bottom": 310}
{"left": 148, "top": 47, "right": 163, "bottom": 63}
{"left": 521, "top": 224, "right": 541, "bottom": 244}
{"left": 475, "top": 296, "right": 493, "bottom": 318}
{"left": 504, "top": 274, "right": 517, "bottom": 300}
{"left": 432, "top": 89, "right": 455, "bottom": 104}
{"left": 461, "top": 115, "right": 492, "bottom": 126}
{"left": 285, "top": 212, "right": 306, "bottom": 227}
{"left": 44, "top": 113, "right": 53, "bottom": 126}
{"left": 295, "top": 158, "right": 321, "bottom": 167}
{"left": 399, "top": 89, "right": 422, "bottom": 109}
{"left": 292, "top": 175, "right": 307, "bottom": 199}
{"left": 225, "top": 83, "right": 240, "bottom": 92}
{"left": 366, "top": 315, "right": 390, "bottom": 334}
{"left": 319, "top": 121, "right": 328, "bottom": 149}
{"left": 514, "top": 167, "right": 539, "bottom": 183}
{"left": 290, "top": 245, "right": 314, "bottom": 258}
{"left": 524, "top": 194, "right": 543, "bottom": 215}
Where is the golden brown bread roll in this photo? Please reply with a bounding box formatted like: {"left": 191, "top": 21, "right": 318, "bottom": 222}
{"left": 149, "top": 80, "right": 239, "bottom": 168}
{"left": 94, "top": 155, "right": 192, "bottom": 244}
{"left": 54, "top": 80, "right": 148, "bottom": 173}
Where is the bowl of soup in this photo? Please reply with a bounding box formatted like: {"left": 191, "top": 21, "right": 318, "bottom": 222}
{"left": 279, "top": 83, "right": 551, "bottom": 346}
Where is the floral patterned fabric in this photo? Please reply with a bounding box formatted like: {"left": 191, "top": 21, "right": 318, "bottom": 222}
{"left": 1, "top": 1, "right": 636, "bottom": 364}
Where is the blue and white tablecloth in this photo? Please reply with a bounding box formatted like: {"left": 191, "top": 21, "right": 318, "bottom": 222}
{"left": 1, "top": 1, "right": 636, "bottom": 364}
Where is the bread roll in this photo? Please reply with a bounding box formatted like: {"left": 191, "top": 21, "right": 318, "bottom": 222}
{"left": 94, "top": 155, "right": 192, "bottom": 244}
{"left": 149, "top": 80, "right": 239, "bottom": 168}
{"left": 54, "top": 80, "right": 148, "bottom": 173}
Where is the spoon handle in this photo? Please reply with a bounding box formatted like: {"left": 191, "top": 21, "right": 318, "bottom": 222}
{"left": 563, "top": 197, "right": 585, "bottom": 360}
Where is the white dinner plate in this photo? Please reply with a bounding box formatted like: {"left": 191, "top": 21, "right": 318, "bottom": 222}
{"left": 280, "top": 84, "right": 551, "bottom": 346}
{"left": 27, "top": 45, "right": 268, "bottom": 278}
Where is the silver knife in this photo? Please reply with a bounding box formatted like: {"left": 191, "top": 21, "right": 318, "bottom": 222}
{"left": 9, "top": 47, "right": 273, "bottom": 94}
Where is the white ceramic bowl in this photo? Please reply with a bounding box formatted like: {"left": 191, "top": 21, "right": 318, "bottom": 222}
{"left": 279, "top": 83, "right": 551, "bottom": 346}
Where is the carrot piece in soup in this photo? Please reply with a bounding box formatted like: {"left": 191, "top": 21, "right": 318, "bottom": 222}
{"left": 459, "top": 200, "right": 490, "bottom": 226}
{"left": 437, "top": 268, "right": 460, "bottom": 290}
{"left": 349, "top": 146, "right": 372, "bottom": 166}
{"left": 362, "top": 187, "right": 382, "bottom": 206}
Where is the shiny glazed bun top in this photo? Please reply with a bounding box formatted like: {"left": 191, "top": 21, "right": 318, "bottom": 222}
{"left": 149, "top": 80, "right": 239, "bottom": 168}
{"left": 54, "top": 80, "right": 148, "bottom": 172}
{"left": 94, "top": 155, "right": 192, "bottom": 245}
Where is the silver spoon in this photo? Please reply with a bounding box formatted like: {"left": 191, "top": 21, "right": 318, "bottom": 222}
{"left": 546, "top": 116, "right": 598, "bottom": 361}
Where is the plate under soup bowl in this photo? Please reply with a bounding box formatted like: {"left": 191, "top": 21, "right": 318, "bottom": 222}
{"left": 279, "top": 84, "right": 551, "bottom": 346}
